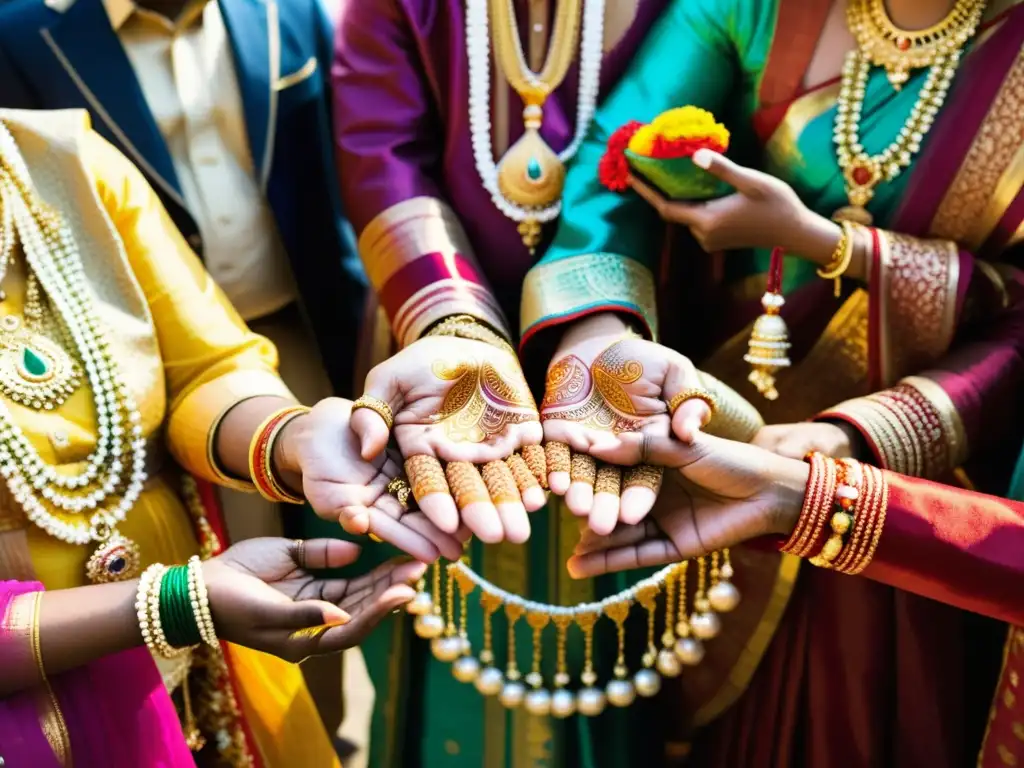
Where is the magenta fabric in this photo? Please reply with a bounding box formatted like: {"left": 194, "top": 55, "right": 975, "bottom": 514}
{"left": 0, "top": 580, "right": 193, "bottom": 768}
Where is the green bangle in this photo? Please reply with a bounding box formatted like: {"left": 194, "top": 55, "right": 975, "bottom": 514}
{"left": 159, "top": 565, "right": 201, "bottom": 648}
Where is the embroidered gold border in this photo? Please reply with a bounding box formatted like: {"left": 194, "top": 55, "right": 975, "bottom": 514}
{"left": 929, "top": 45, "right": 1024, "bottom": 252}
{"left": 520, "top": 252, "right": 659, "bottom": 340}
{"left": 902, "top": 374, "right": 969, "bottom": 467}
{"left": 358, "top": 197, "right": 480, "bottom": 290}
{"left": 692, "top": 554, "right": 801, "bottom": 727}
{"left": 876, "top": 230, "right": 959, "bottom": 387}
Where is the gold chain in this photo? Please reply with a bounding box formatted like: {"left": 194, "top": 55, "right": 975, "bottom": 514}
{"left": 490, "top": 0, "right": 582, "bottom": 105}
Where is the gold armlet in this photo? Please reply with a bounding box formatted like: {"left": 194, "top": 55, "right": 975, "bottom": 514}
{"left": 694, "top": 371, "right": 765, "bottom": 443}
{"left": 425, "top": 314, "right": 516, "bottom": 354}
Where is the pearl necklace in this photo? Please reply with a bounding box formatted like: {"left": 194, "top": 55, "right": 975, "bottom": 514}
{"left": 833, "top": 0, "right": 984, "bottom": 223}
{"left": 0, "top": 123, "right": 146, "bottom": 578}
{"left": 466, "top": 0, "right": 605, "bottom": 248}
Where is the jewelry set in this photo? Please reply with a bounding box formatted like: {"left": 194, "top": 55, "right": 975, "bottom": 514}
{"left": 784, "top": 452, "right": 889, "bottom": 575}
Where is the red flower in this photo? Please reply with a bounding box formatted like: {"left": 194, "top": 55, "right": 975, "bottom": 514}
{"left": 649, "top": 135, "right": 728, "bottom": 160}
{"left": 599, "top": 121, "right": 644, "bottom": 192}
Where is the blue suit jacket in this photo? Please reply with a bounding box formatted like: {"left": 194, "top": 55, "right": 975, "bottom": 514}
{"left": 0, "top": 0, "right": 365, "bottom": 395}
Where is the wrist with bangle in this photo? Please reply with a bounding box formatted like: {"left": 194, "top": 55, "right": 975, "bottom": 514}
{"left": 137, "top": 556, "right": 218, "bottom": 659}
{"left": 248, "top": 404, "right": 310, "bottom": 504}
{"left": 424, "top": 313, "right": 516, "bottom": 353}
{"left": 782, "top": 452, "right": 888, "bottom": 574}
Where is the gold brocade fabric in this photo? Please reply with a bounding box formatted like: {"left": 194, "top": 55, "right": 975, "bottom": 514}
{"left": 0, "top": 109, "right": 336, "bottom": 768}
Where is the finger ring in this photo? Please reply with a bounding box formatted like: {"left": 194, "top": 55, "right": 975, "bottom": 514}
{"left": 666, "top": 388, "right": 719, "bottom": 417}
{"left": 545, "top": 442, "right": 571, "bottom": 476}
{"left": 386, "top": 476, "right": 414, "bottom": 512}
{"left": 445, "top": 461, "right": 490, "bottom": 508}
{"left": 594, "top": 464, "right": 621, "bottom": 496}
{"left": 623, "top": 465, "right": 663, "bottom": 493}
{"left": 294, "top": 539, "right": 306, "bottom": 570}
{"left": 405, "top": 455, "right": 449, "bottom": 500}
{"left": 639, "top": 432, "right": 652, "bottom": 465}
{"left": 352, "top": 395, "right": 394, "bottom": 430}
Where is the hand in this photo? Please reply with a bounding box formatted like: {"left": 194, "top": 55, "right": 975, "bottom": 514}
{"left": 276, "top": 397, "right": 464, "bottom": 562}
{"left": 628, "top": 149, "right": 841, "bottom": 261}
{"left": 751, "top": 421, "right": 857, "bottom": 460}
{"left": 349, "top": 336, "right": 546, "bottom": 544}
{"left": 205, "top": 537, "right": 427, "bottom": 663}
{"left": 541, "top": 313, "right": 712, "bottom": 535}
{"left": 567, "top": 434, "right": 809, "bottom": 578}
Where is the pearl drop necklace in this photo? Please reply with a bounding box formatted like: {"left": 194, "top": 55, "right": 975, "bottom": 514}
{"left": 466, "top": 0, "right": 605, "bottom": 225}
{"left": 0, "top": 123, "right": 146, "bottom": 548}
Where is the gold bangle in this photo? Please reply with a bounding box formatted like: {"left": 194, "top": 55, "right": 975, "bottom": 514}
{"left": 352, "top": 395, "right": 395, "bottom": 431}
{"left": 248, "top": 405, "right": 309, "bottom": 504}
{"left": 816, "top": 221, "right": 856, "bottom": 297}
{"left": 425, "top": 314, "right": 515, "bottom": 353}
{"left": 666, "top": 388, "right": 719, "bottom": 418}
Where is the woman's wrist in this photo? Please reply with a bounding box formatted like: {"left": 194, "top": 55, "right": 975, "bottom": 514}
{"left": 556, "top": 312, "right": 636, "bottom": 356}
{"left": 271, "top": 412, "right": 307, "bottom": 495}
{"left": 788, "top": 211, "right": 843, "bottom": 268}
{"left": 767, "top": 455, "right": 811, "bottom": 537}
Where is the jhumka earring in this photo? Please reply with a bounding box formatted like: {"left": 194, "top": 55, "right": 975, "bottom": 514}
{"left": 744, "top": 247, "right": 791, "bottom": 400}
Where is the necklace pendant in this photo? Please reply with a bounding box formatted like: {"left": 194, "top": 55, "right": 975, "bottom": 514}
{"left": 496, "top": 128, "right": 566, "bottom": 211}
{"left": 86, "top": 531, "right": 142, "bottom": 583}
{"left": 0, "top": 314, "right": 81, "bottom": 410}
{"left": 517, "top": 218, "right": 543, "bottom": 253}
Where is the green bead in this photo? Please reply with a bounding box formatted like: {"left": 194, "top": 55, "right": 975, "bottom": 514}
{"left": 527, "top": 157, "right": 543, "bottom": 181}
{"left": 21, "top": 346, "right": 48, "bottom": 377}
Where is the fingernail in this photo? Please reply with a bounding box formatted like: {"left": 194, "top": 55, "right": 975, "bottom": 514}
{"left": 692, "top": 149, "right": 713, "bottom": 169}
{"left": 288, "top": 619, "right": 349, "bottom": 641}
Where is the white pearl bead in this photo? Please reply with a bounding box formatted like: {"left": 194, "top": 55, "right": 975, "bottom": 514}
{"left": 576, "top": 687, "right": 606, "bottom": 717}
{"left": 550, "top": 689, "right": 576, "bottom": 719}
{"left": 452, "top": 656, "right": 481, "bottom": 683}
{"left": 405, "top": 591, "right": 433, "bottom": 616}
{"left": 708, "top": 581, "right": 741, "bottom": 613}
{"left": 475, "top": 666, "right": 504, "bottom": 696}
{"left": 634, "top": 669, "right": 661, "bottom": 698}
{"left": 606, "top": 679, "right": 636, "bottom": 708}
{"left": 690, "top": 611, "right": 721, "bottom": 639}
{"left": 431, "top": 636, "right": 463, "bottom": 662}
{"left": 656, "top": 648, "right": 682, "bottom": 677}
{"left": 524, "top": 688, "right": 552, "bottom": 716}
{"left": 499, "top": 681, "right": 526, "bottom": 709}
{"left": 413, "top": 613, "right": 445, "bottom": 639}
{"left": 675, "top": 636, "right": 706, "bottom": 666}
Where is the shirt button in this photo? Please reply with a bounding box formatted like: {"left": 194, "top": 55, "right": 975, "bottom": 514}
{"left": 187, "top": 233, "right": 203, "bottom": 250}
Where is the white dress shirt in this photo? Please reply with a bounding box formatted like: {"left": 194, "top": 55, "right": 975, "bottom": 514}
{"left": 104, "top": 0, "right": 296, "bottom": 321}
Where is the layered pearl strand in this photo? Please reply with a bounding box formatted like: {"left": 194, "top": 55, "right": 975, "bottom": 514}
{"left": 0, "top": 123, "right": 146, "bottom": 546}
{"left": 466, "top": 0, "right": 605, "bottom": 226}
{"left": 833, "top": 0, "right": 984, "bottom": 221}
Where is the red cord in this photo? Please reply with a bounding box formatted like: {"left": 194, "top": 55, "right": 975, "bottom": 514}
{"left": 767, "top": 247, "right": 785, "bottom": 294}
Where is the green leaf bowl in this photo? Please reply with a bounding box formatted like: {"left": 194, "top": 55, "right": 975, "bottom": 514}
{"left": 625, "top": 150, "right": 733, "bottom": 201}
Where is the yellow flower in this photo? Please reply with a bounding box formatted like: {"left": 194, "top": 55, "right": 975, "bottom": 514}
{"left": 626, "top": 124, "right": 659, "bottom": 155}
{"left": 651, "top": 106, "right": 730, "bottom": 147}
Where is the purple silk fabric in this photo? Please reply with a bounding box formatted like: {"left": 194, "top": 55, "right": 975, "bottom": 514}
{"left": 331, "top": 0, "right": 668, "bottom": 321}
{"left": 0, "top": 580, "right": 193, "bottom": 768}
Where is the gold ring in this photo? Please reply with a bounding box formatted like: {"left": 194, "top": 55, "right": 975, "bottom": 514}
{"left": 352, "top": 395, "right": 394, "bottom": 431}
{"left": 386, "top": 476, "right": 414, "bottom": 512}
{"left": 667, "top": 388, "right": 719, "bottom": 417}
{"left": 369, "top": 534, "right": 384, "bottom": 543}
{"left": 294, "top": 539, "right": 306, "bottom": 570}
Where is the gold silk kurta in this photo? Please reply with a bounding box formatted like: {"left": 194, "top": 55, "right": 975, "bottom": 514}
{"left": 0, "top": 109, "right": 339, "bottom": 768}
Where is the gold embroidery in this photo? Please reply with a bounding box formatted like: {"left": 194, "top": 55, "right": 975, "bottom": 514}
{"left": 520, "top": 252, "right": 659, "bottom": 341}
{"left": 877, "top": 231, "right": 959, "bottom": 385}
{"left": 763, "top": 84, "right": 841, "bottom": 174}
{"left": 999, "top": 744, "right": 1018, "bottom": 765}
{"left": 930, "top": 49, "right": 1024, "bottom": 251}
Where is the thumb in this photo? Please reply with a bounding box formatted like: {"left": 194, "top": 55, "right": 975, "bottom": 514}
{"left": 351, "top": 366, "right": 404, "bottom": 461}
{"left": 663, "top": 353, "right": 712, "bottom": 443}
{"left": 692, "top": 149, "right": 761, "bottom": 194}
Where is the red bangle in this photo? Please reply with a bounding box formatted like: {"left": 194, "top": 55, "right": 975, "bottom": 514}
{"left": 784, "top": 453, "right": 836, "bottom": 557}
{"left": 249, "top": 405, "right": 309, "bottom": 504}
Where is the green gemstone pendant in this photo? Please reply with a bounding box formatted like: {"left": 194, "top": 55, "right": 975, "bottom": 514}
{"left": 21, "top": 346, "right": 49, "bottom": 379}
{"left": 526, "top": 157, "right": 543, "bottom": 181}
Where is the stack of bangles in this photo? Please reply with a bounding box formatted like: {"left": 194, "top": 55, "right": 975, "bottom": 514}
{"left": 137, "top": 556, "right": 218, "bottom": 659}
{"left": 781, "top": 452, "right": 889, "bottom": 575}
{"left": 249, "top": 404, "right": 310, "bottom": 504}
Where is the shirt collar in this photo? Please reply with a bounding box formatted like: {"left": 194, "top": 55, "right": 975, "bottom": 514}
{"left": 102, "top": 0, "right": 211, "bottom": 32}
{"left": 102, "top": 0, "right": 135, "bottom": 30}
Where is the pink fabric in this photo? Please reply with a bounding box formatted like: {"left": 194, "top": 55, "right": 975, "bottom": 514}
{"left": 0, "top": 580, "right": 193, "bottom": 768}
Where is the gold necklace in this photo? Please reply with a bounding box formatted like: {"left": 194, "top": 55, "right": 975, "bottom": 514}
{"left": 489, "top": 0, "right": 582, "bottom": 247}
{"left": 855, "top": 0, "right": 982, "bottom": 88}
{"left": 833, "top": 0, "right": 985, "bottom": 224}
